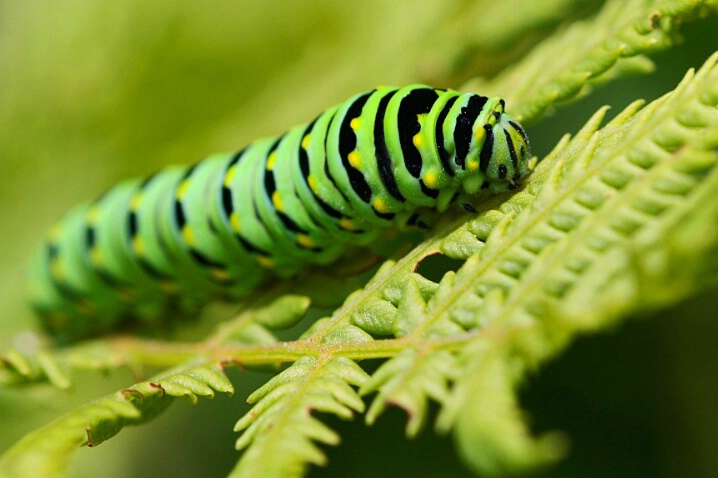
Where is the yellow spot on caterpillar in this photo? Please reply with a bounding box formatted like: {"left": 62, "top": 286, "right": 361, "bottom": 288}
{"left": 423, "top": 172, "right": 437, "bottom": 188}
{"left": 210, "top": 267, "right": 231, "bottom": 282}
{"left": 224, "top": 165, "right": 237, "bottom": 187}
{"left": 308, "top": 175, "right": 318, "bottom": 193}
{"left": 350, "top": 117, "right": 361, "bottom": 130}
{"left": 338, "top": 217, "right": 358, "bottom": 231}
{"left": 467, "top": 160, "right": 479, "bottom": 172}
{"left": 302, "top": 134, "right": 311, "bottom": 149}
{"left": 230, "top": 212, "right": 241, "bottom": 232}
{"left": 177, "top": 179, "right": 190, "bottom": 199}
{"left": 348, "top": 151, "right": 361, "bottom": 168}
{"left": 130, "top": 193, "right": 143, "bottom": 211}
{"left": 296, "top": 233, "right": 316, "bottom": 249}
{"left": 132, "top": 236, "right": 146, "bottom": 256}
{"left": 182, "top": 225, "right": 195, "bottom": 246}
{"left": 87, "top": 206, "right": 101, "bottom": 225}
{"left": 267, "top": 151, "right": 278, "bottom": 170}
{"left": 272, "top": 191, "right": 284, "bottom": 212}
{"left": 257, "top": 256, "right": 275, "bottom": 269}
{"left": 475, "top": 127, "right": 486, "bottom": 142}
{"left": 372, "top": 197, "right": 391, "bottom": 214}
{"left": 90, "top": 247, "right": 103, "bottom": 265}
{"left": 413, "top": 133, "right": 425, "bottom": 148}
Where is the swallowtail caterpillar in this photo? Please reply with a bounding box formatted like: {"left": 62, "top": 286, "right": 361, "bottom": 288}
{"left": 27, "top": 85, "right": 532, "bottom": 342}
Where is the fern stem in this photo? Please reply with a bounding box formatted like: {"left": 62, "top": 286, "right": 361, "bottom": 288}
{"left": 108, "top": 331, "right": 479, "bottom": 368}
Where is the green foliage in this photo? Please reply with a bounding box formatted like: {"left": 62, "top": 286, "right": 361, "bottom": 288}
{"left": 0, "top": 362, "right": 232, "bottom": 477}
{"left": 485, "top": 0, "right": 715, "bottom": 121}
{"left": 231, "top": 356, "right": 368, "bottom": 477}
{"left": 1, "top": 1, "right": 717, "bottom": 477}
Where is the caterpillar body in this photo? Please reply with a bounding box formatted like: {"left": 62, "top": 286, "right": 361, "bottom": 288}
{"left": 27, "top": 85, "right": 532, "bottom": 342}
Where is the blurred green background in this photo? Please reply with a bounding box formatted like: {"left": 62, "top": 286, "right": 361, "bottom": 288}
{"left": 0, "top": 1, "right": 716, "bottom": 477}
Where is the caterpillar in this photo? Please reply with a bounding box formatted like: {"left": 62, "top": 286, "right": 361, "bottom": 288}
{"left": 27, "top": 85, "right": 532, "bottom": 343}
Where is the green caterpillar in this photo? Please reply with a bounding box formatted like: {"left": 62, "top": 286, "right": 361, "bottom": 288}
{"left": 27, "top": 85, "right": 532, "bottom": 342}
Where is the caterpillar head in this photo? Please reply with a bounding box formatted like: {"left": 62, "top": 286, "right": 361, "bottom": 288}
{"left": 459, "top": 97, "right": 532, "bottom": 195}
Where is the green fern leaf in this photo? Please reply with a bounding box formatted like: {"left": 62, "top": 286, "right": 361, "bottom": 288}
{"left": 441, "top": 54, "right": 718, "bottom": 475}
{"left": 474, "top": 0, "right": 717, "bottom": 121}
{"left": 0, "top": 362, "right": 232, "bottom": 477}
{"left": 231, "top": 356, "right": 368, "bottom": 478}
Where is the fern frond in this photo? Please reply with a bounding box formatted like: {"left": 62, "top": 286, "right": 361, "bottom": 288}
{"left": 0, "top": 294, "right": 311, "bottom": 388}
{"left": 437, "top": 52, "right": 718, "bottom": 475}
{"left": 361, "top": 348, "right": 457, "bottom": 436}
{"left": 230, "top": 356, "right": 368, "bottom": 478}
{"left": 0, "top": 361, "right": 232, "bottom": 477}
{"left": 472, "top": 0, "right": 716, "bottom": 121}
{"left": 0, "top": 348, "right": 71, "bottom": 389}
